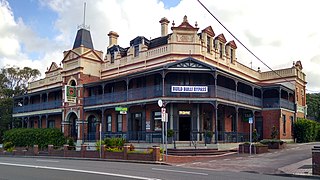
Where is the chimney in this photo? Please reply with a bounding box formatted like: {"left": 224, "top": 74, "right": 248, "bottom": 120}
{"left": 159, "top": 17, "right": 170, "bottom": 36}
{"left": 108, "top": 31, "right": 119, "bottom": 47}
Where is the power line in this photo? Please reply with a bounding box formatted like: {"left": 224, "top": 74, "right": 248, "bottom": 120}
{"left": 196, "top": 0, "right": 307, "bottom": 90}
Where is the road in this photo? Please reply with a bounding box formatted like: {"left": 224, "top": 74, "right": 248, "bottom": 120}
{"left": 0, "top": 156, "right": 305, "bottom": 180}
{"left": 173, "top": 142, "right": 317, "bottom": 175}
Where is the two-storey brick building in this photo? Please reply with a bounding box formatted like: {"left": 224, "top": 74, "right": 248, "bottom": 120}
{"left": 12, "top": 16, "right": 307, "bottom": 144}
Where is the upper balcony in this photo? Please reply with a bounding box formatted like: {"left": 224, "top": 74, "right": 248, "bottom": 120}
{"left": 13, "top": 100, "right": 62, "bottom": 113}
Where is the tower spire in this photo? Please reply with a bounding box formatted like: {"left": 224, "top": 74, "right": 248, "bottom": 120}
{"left": 78, "top": 2, "right": 90, "bottom": 30}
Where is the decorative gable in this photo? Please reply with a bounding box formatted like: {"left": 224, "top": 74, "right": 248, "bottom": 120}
{"left": 165, "top": 57, "right": 215, "bottom": 71}
{"left": 62, "top": 50, "right": 80, "bottom": 62}
{"left": 202, "top": 26, "right": 215, "bottom": 37}
{"left": 226, "top": 40, "right": 237, "bottom": 49}
{"left": 46, "top": 62, "right": 62, "bottom": 74}
{"left": 171, "top": 15, "right": 199, "bottom": 31}
{"left": 215, "top": 33, "right": 227, "bottom": 43}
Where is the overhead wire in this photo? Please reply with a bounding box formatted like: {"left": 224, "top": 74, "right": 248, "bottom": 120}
{"left": 197, "top": 0, "right": 319, "bottom": 93}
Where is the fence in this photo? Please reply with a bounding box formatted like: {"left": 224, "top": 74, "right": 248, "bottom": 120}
{"left": 0, "top": 144, "right": 161, "bottom": 162}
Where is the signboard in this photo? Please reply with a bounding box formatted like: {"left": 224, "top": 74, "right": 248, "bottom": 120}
{"left": 64, "top": 85, "right": 77, "bottom": 103}
{"left": 120, "top": 111, "right": 127, "bottom": 115}
{"left": 146, "top": 121, "right": 150, "bottom": 130}
{"left": 171, "top": 86, "right": 208, "bottom": 93}
{"left": 115, "top": 107, "right": 128, "bottom": 112}
{"left": 243, "top": 113, "right": 252, "bottom": 122}
{"left": 179, "top": 111, "right": 191, "bottom": 115}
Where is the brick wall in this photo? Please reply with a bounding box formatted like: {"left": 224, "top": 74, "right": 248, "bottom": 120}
{"left": 262, "top": 109, "right": 280, "bottom": 139}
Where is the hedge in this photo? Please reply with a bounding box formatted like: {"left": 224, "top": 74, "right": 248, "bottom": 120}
{"left": 294, "top": 118, "right": 320, "bottom": 143}
{"left": 3, "top": 128, "right": 66, "bottom": 149}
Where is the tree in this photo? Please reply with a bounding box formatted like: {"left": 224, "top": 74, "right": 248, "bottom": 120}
{"left": 306, "top": 93, "right": 320, "bottom": 122}
{"left": 0, "top": 66, "right": 41, "bottom": 142}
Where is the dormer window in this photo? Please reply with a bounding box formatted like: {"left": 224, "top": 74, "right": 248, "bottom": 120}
{"left": 219, "top": 42, "right": 223, "bottom": 58}
{"left": 134, "top": 45, "right": 139, "bottom": 57}
{"left": 207, "top": 36, "right": 211, "bottom": 53}
{"left": 230, "top": 49, "right": 234, "bottom": 63}
{"left": 111, "top": 53, "right": 115, "bottom": 63}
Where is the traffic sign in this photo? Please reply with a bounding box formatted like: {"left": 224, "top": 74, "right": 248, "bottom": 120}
{"left": 249, "top": 117, "right": 253, "bottom": 124}
{"left": 158, "top": 99, "right": 163, "bottom": 107}
{"left": 115, "top": 107, "right": 128, "bottom": 111}
{"left": 161, "top": 108, "right": 166, "bottom": 122}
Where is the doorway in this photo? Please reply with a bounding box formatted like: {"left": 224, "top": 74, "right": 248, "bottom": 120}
{"left": 179, "top": 117, "right": 191, "bottom": 141}
{"left": 255, "top": 117, "right": 263, "bottom": 140}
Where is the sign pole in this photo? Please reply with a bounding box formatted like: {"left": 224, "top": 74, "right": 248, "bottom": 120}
{"left": 99, "top": 122, "right": 102, "bottom": 158}
{"left": 162, "top": 121, "right": 164, "bottom": 159}
{"left": 249, "top": 117, "right": 253, "bottom": 155}
{"left": 165, "top": 113, "right": 168, "bottom": 161}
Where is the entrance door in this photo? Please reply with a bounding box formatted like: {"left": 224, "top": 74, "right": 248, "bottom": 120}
{"left": 179, "top": 117, "right": 191, "bottom": 141}
{"left": 132, "top": 113, "right": 142, "bottom": 140}
{"left": 88, "top": 115, "right": 96, "bottom": 141}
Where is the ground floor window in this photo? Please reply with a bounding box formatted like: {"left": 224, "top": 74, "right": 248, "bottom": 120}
{"left": 153, "top": 111, "right": 162, "bottom": 131}
{"left": 117, "top": 114, "right": 122, "bottom": 132}
{"left": 290, "top": 116, "right": 294, "bottom": 136}
{"left": 106, "top": 115, "right": 112, "bottom": 132}
{"left": 48, "top": 120, "right": 55, "bottom": 128}
{"left": 283, "top": 114, "right": 286, "bottom": 134}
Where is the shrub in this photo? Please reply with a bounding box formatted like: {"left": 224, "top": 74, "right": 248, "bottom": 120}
{"left": 294, "top": 118, "right": 320, "bottom": 143}
{"left": 3, "top": 128, "right": 66, "bottom": 149}
{"left": 271, "top": 125, "right": 279, "bottom": 139}
{"left": 95, "top": 140, "right": 105, "bottom": 152}
{"left": 3, "top": 141, "right": 14, "bottom": 151}
{"left": 167, "top": 129, "right": 174, "bottom": 138}
{"left": 103, "top": 137, "right": 125, "bottom": 147}
{"left": 260, "top": 139, "right": 284, "bottom": 145}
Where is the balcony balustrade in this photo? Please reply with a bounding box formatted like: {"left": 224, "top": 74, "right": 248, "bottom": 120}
{"left": 13, "top": 100, "right": 61, "bottom": 113}
{"left": 217, "top": 86, "right": 236, "bottom": 101}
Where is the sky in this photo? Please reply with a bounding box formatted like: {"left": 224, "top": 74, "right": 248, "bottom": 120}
{"left": 0, "top": 0, "right": 319, "bottom": 93}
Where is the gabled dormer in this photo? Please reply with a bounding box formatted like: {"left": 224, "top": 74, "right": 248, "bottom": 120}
{"left": 226, "top": 40, "right": 237, "bottom": 64}
{"left": 45, "top": 62, "right": 62, "bottom": 77}
{"left": 214, "top": 33, "right": 227, "bottom": 59}
{"left": 129, "top": 36, "right": 150, "bottom": 58}
{"left": 201, "top": 26, "right": 215, "bottom": 53}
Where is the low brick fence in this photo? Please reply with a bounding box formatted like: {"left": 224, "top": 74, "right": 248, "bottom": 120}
{"left": 1, "top": 145, "right": 161, "bottom": 162}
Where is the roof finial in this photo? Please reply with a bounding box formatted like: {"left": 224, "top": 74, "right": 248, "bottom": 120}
{"left": 183, "top": 15, "right": 188, "bottom": 23}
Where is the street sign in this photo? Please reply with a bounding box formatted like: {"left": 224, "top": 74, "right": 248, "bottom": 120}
{"left": 249, "top": 117, "right": 253, "bottom": 124}
{"left": 115, "top": 107, "right": 128, "bottom": 111}
{"left": 161, "top": 108, "right": 166, "bottom": 122}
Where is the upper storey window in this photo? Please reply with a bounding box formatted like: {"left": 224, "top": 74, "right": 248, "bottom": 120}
{"left": 230, "top": 49, "right": 234, "bottom": 63}
{"left": 134, "top": 45, "right": 139, "bottom": 57}
{"left": 207, "top": 36, "right": 211, "bottom": 53}
{"left": 219, "top": 43, "right": 223, "bottom": 58}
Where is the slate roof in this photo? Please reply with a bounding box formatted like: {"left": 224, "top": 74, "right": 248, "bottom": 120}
{"left": 73, "top": 28, "right": 94, "bottom": 49}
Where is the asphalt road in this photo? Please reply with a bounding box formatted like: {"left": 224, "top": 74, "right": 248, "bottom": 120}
{"left": 0, "top": 156, "right": 304, "bottom": 180}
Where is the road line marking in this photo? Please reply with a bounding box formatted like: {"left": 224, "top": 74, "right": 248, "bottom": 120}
{"left": 152, "top": 168, "right": 208, "bottom": 176}
{"left": 235, "top": 157, "right": 242, "bottom": 159}
{"left": 0, "top": 162, "right": 160, "bottom": 180}
{"left": 223, "top": 159, "right": 230, "bottom": 161}
{"left": 209, "top": 160, "right": 217, "bottom": 162}
{"left": 192, "top": 162, "right": 201, "bottom": 165}
{"left": 175, "top": 164, "right": 186, "bottom": 166}
{"left": 36, "top": 160, "right": 59, "bottom": 163}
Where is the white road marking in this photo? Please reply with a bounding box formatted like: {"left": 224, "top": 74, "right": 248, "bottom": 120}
{"left": 0, "top": 162, "right": 160, "bottom": 180}
{"left": 36, "top": 160, "right": 59, "bottom": 163}
{"left": 192, "top": 162, "right": 201, "bottom": 165}
{"left": 209, "top": 160, "right": 217, "bottom": 162}
{"left": 175, "top": 164, "right": 186, "bottom": 167}
{"left": 235, "top": 157, "right": 243, "bottom": 159}
{"left": 152, "top": 168, "right": 208, "bottom": 176}
{"left": 223, "top": 159, "right": 230, "bottom": 161}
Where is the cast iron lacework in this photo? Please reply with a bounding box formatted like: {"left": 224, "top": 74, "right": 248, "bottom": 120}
{"left": 174, "top": 61, "right": 206, "bottom": 69}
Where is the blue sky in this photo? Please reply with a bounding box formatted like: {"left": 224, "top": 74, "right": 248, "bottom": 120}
{"left": 1, "top": 0, "right": 320, "bottom": 91}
